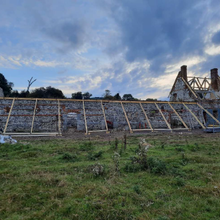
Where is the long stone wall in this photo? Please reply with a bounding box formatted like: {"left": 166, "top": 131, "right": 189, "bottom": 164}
{"left": 0, "top": 98, "right": 219, "bottom": 134}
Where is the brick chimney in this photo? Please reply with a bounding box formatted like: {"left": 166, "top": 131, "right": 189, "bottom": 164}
{"left": 181, "top": 65, "right": 187, "bottom": 81}
{"left": 210, "top": 68, "right": 219, "bottom": 91}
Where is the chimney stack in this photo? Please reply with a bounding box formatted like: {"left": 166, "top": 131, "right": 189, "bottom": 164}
{"left": 181, "top": 65, "right": 187, "bottom": 81}
{"left": 210, "top": 68, "right": 219, "bottom": 91}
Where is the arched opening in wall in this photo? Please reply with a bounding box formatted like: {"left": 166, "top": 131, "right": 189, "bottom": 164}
{"left": 213, "top": 110, "right": 218, "bottom": 119}
{"left": 203, "top": 111, "right": 207, "bottom": 123}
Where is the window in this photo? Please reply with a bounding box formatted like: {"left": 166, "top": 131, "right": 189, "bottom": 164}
{"left": 213, "top": 110, "right": 218, "bottom": 119}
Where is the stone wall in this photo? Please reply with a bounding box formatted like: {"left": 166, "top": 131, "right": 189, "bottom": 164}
{"left": 0, "top": 98, "right": 217, "bottom": 133}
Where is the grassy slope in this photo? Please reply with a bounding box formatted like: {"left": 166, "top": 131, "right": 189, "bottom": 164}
{"left": 0, "top": 133, "right": 220, "bottom": 220}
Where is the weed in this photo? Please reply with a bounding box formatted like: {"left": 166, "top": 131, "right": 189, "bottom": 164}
{"left": 114, "top": 138, "right": 118, "bottom": 150}
{"left": 133, "top": 185, "right": 141, "bottom": 194}
{"left": 112, "top": 152, "right": 120, "bottom": 173}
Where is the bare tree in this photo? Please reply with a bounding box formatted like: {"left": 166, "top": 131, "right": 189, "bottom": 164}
{"left": 27, "top": 77, "right": 37, "bottom": 92}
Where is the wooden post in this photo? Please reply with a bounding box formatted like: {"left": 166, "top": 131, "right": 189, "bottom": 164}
{"left": 155, "top": 103, "right": 172, "bottom": 131}
{"left": 139, "top": 103, "right": 153, "bottom": 131}
{"left": 197, "top": 103, "right": 220, "bottom": 125}
{"left": 121, "top": 102, "right": 133, "bottom": 133}
{"left": 31, "top": 99, "right": 38, "bottom": 134}
{"left": 3, "top": 98, "right": 15, "bottom": 134}
{"left": 83, "top": 100, "right": 88, "bottom": 135}
{"left": 182, "top": 103, "right": 205, "bottom": 129}
{"left": 58, "top": 100, "right": 62, "bottom": 135}
{"left": 101, "top": 100, "right": 109, "bottom": 133}
{"left": 168, "top": 102, "right": 189, "bottom": 130}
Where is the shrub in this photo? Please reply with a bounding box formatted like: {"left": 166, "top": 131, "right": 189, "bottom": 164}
{"left": 79, "top": 142, "right": 93, "bottom": 151}
{"left": 172, "top": 177, "right": 185, "bottom": 187}
{"left": 61, "top": 153, "right": 78, "bottom": 162}
{"left": 87, "top": 151, "right": 103, "bottom": 161}
{"left": 124, "top": 162, "right": 141, "bottom": 173}
{"left": 89, "top": 163, "right": 104, "bottom": 177}
{"left": 148, "top": 157, "right": 167, "bottom": 174}
{"left": 133, "top": 185, "right": 141, "bottom": 194}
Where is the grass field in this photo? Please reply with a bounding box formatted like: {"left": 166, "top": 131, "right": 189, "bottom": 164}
{"left": 0, "top": 132, "right": 220, "bottom": 220}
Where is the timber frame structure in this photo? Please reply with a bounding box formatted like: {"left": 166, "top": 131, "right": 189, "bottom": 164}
{"left": 1, "top": 97, "right": 219, "bottom": 136}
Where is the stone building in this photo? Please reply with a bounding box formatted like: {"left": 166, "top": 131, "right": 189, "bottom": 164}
{"left": 169, "top": 65, "right": 220, "bottom": 125}
{"left": 169, "top": 65, "right": 220, "bottom": 102}
{"left": 0, "top": 87, "right": 4, "bottom": 97}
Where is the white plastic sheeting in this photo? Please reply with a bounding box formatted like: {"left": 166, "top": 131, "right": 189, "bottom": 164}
{"left": 0, "top": 135, "right": 17, "bottom": 144}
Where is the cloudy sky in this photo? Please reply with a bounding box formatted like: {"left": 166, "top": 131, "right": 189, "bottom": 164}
{"left": 1, "top": 0, "right": 220, "bottom": 99}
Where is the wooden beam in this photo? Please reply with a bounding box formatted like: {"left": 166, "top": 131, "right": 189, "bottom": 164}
{"left": 3, "top": 98, "right": 15, "bottom": 134}
{"left": 0, "top": 97, "right": 198, "bottom": 105}
{"left": 168, "top": 102, "right": 189, "bottom": 130}
{"left": 83, "top": 100, "right": 88, "bottom": 134}
{"left": 197, "top": 103, "right": 220, "bottom": 125}
{"left": 133, "top": 129, "right": 152, "bottom": 131}
{"left": 58, "top": 100, "right": 62, "bottom": 135}
{"left": 182, "top": 103, "right": 205, "bottom": 129}
{"left": 88, "top": 130, "right": 107, "bottom": 133}
{"left": 181, "top": 77, "right": 198, "bottom": 99}
{"left": 31, "top": 99, "right": 38, "bottom": 134}
{"left": 155, "top": 103, "right": 172, "bottom": 131}
{"left": 101, "top": 100, "right": 108, "bottom": 133}
{"left": 121, "top": 102, "right": 133, "bottom": 133}
{"left": 139, "top": 103, "right": 153, "bottom": 131}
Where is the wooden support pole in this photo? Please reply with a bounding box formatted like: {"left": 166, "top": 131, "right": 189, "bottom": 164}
{"left": 181, "top": 77, "right": 198, "bottom": 98}
{"left": 155, "top": 103, "right": 172, "bottom": 131}
{"left": 58, "top": 100, "right": 62, "bottom": 135}
{"left": 139, "top": 103, "right": 153, "bottom": 132}
{"left": 3, "top": 98, "right": 15, "bottom": 134}
{"left": 31, "top": 99, "right": 38, "bottom": 134}
{"left": 101, "top": 100, "right": 109, "bottom": 133}
{"left": 182, "top": 103, "right": 205, "bottom": 129}
{"left": 121, "top": 102, "right": 133, "bottom": 133}
{"left": 197, "top": 103, "right": 220, "bottom": 125}
{"left": 168, "top": 102, "right": 189, "bottom": 130}
{"left": 83, "top": 100, "right": 88, "bottom": 135}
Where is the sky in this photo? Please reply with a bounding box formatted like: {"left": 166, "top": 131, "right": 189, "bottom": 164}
{"left": 1, "top": 0, "right": 220, "bottom": 100}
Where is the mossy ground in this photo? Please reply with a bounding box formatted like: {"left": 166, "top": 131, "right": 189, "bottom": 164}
{"left": 0, "top": 132, "right": 220, "bottom": 220}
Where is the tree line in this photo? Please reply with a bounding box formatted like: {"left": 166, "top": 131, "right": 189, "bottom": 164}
{"left": 0, "top": 73, "right": 157, "bottom": 101}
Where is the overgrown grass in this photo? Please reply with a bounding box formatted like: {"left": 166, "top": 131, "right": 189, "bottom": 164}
{"left": 0, "top": 133, "right": 220, "bottom": 219}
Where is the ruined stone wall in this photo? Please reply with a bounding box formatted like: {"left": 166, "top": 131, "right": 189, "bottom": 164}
{"left": 170, "top": 78, "right": 196, "bottom": 102}
{"left": 0, "top": 98, "right": 213, "bottom": 133}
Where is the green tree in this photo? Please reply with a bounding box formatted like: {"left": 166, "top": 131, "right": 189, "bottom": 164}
{"left": 83, "top": 92, "right": 92, "bottom": 99}
{"left": 122, "top": 94, "right": 135, "bottom": 101}
{"left": 72, "top": 92, "right": 83, "bottom": 99}
{"left": 103, "top": 90, "right": 114, "bottom": 100}
{"left": 0, "top": 73, "right": 13, "bottom": 96}
{"left": 114, "top": 93, "right": 121, "bottom": 100}
{"left": 29, "top": 86, "right": 65, "bottom": 98}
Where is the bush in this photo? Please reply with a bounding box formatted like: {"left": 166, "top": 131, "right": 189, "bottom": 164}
{"left": 87, "top": 151, "right": 103, "bottom": 161}
{"left": 172, "top": 177, "right": 185, "bottom": 187}
{"left": 61, "top": 153, "right": 78, "bottom": 162}
{"left": 79, "top": 142, "right": 93, "bottom": 151}
{"left": 88, "top": 163, "right": 105, "bottom": 177}
{"left": 124, "top": 162, "right": 141, "bottom": 173}
{"left": 133, "top": 185, "right": 141, "bottom": 194}
{"left": 148, "top": 157, "right": 167, "bottom": 175}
